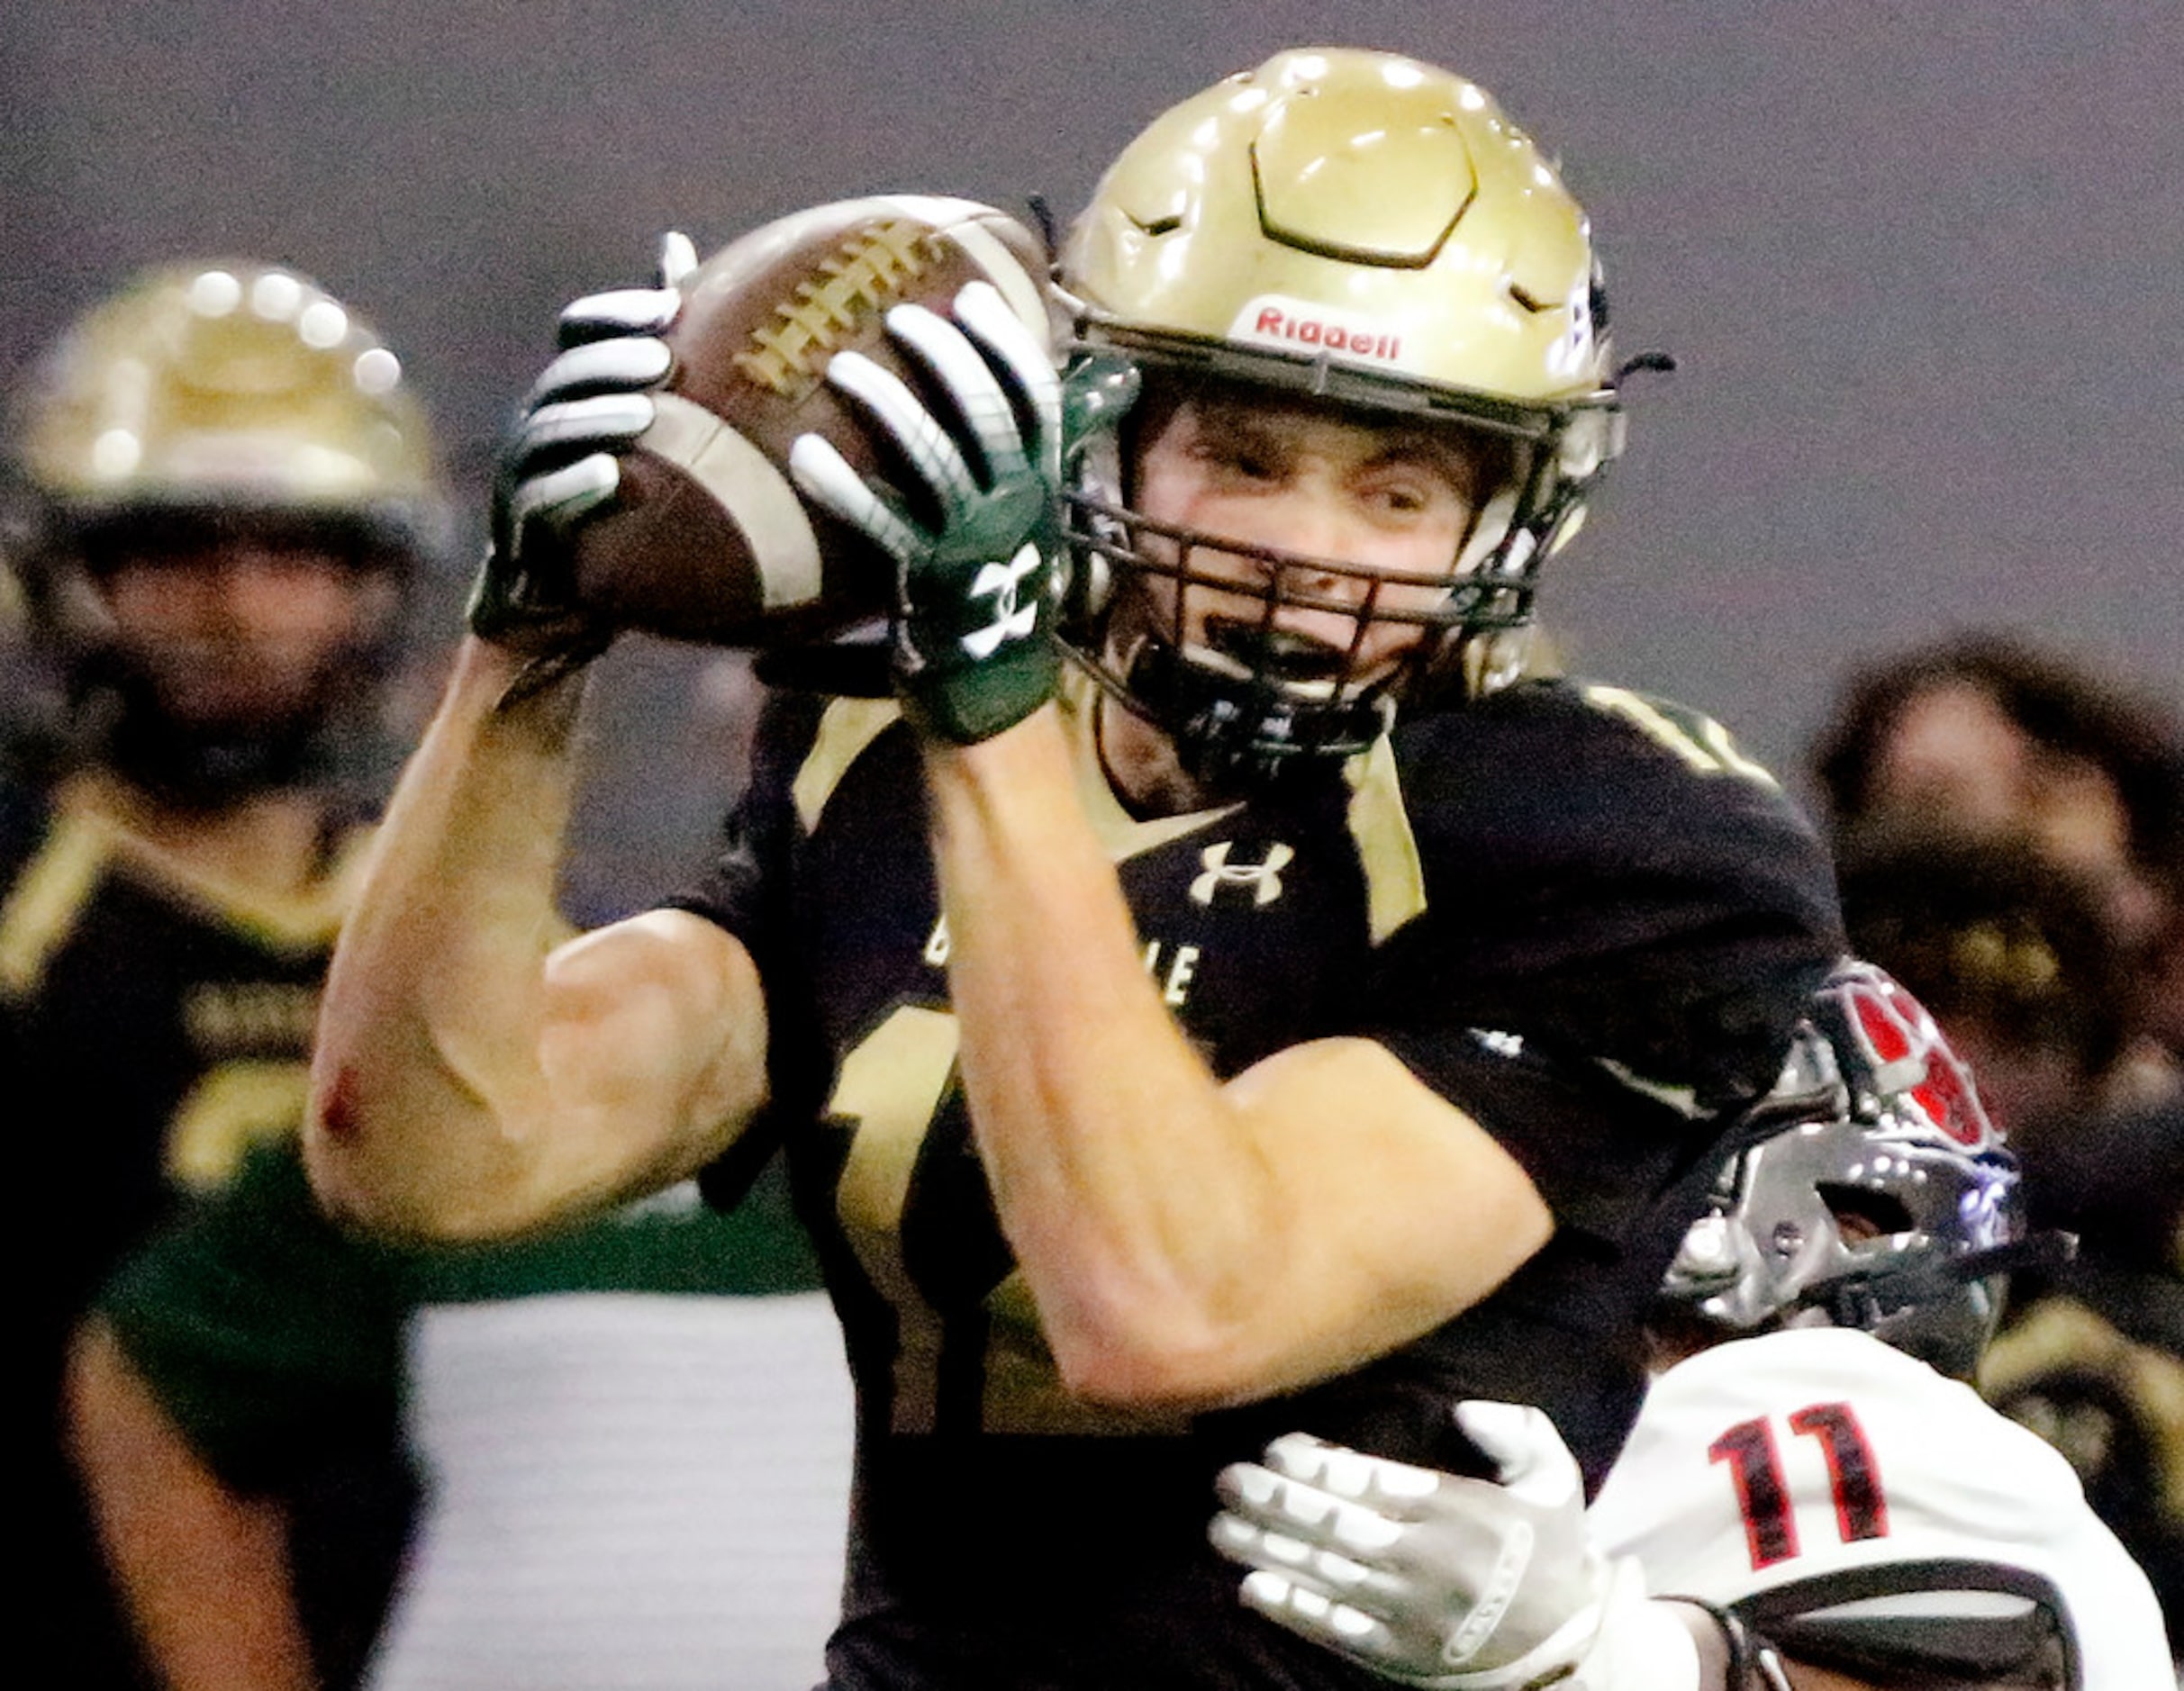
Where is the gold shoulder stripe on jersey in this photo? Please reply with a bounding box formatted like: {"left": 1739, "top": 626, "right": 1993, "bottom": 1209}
{"left": 24, "top": 773, "right": 358, "bottom": 955}
{"left": 1346, "top": 736, "right": 1427, "bottom": 944}
{"left": 0, "top": 797, "right": 114, "bottom": 999}
{"left": 793, "top": 696, "right": 903, "bottom": 833}
{"left": 1580, "top": 683, "right": 1780, "bottom": 788}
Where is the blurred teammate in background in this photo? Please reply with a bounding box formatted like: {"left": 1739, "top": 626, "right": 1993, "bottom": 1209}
{"left": 308, "top": 47, "right": 1844, "bottom": 1687}
{"left": 4, "top": 260, "right": 440, "bottom": 1688}
{"left": 96, "top": 1133, "right": 848, "bottom": 1691}
{"left": 1212, "top": 962, "right": 2174, "bottom": 1688}
{"left": 8, "top": 261, "right": 854, "bottom": 1691}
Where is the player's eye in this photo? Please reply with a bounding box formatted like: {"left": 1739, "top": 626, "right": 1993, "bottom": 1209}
{"left": 1360, "top": 472, "right": 1448, "bottom": 520}
{"left": 1196, "top": 443, "right": 1277, "bottom": 483}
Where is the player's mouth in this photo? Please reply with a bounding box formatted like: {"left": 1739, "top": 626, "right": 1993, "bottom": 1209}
{"left": 1199, "top": 619, "right": 1372, "bottom": 697}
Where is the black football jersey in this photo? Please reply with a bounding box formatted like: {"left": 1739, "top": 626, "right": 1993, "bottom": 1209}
{"left": 2, "top": 769, "right": 376, "bottom": 1690}
{"left": 1, "top": 772, "right": 367, "bottom": 1326}
{"left": 670, "top": 674, "right": 1844, "bottom": 1689}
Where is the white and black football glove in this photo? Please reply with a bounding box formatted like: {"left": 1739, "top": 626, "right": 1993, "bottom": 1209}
{"left": 468, "top": 230, "right": 696, "bottom": 662}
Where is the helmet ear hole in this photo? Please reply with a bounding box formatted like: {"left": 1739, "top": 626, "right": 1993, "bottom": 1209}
{"left": 1058, "top": 367, "right": 1133, "bottom": 638}
{"left": 1061, "top": 541, "right": 1111, "bottom": 625}
{"left": 1815, "top": 1184, "right": 1915, "bottom": 1243}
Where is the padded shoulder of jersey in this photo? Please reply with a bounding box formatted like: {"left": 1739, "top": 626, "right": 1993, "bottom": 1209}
{"left": 1391, "top": 680, "right": 1822, "bottom": 877}
{"left": 1379, "top": 681, "right": 1844, "bottom": 1108}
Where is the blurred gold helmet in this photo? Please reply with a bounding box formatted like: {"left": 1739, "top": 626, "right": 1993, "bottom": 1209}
{"left": 17, "top": 259, "right": 444, "bottom": 556}
{"left": 5, "top": 262, "right": 448, "bottom": 801}
{"left": 1055, "top": 48, "right": 1630, "bottom": 785}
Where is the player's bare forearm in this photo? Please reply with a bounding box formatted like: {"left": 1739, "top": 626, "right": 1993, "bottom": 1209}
{"left": 307, "top": 638, "right": 769, "bottom": 1239}
{"left": 924, "top": 713, "right": 1553, "bottom": 1408}
{"left": 67, "top": 1322, "right": 320, "bottom": 1691}
{"left": 306, "top": 637, "right": 584, "bottom": 1233}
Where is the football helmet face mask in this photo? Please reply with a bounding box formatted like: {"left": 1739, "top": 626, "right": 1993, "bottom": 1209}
{"left": 1663, "top": 962, "right": 2029, "bottom": 1379}
{"left": 8, "top": 260, "right": 446, "bottom": 802}
{"left": 1055, "top": 47, "right": 1625, "bottom": 787}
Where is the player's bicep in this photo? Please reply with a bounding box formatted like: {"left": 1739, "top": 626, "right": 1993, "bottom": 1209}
{"left": 532, "top": 908, "right": 770, "bottom": 1207}
{"left": 1221, "top": 1038, "right": 1554, "bottom": 1379}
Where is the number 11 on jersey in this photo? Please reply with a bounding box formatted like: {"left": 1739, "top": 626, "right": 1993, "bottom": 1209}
{"left": 1709, "top": 1401, "right": 1889, "bottom": 1570}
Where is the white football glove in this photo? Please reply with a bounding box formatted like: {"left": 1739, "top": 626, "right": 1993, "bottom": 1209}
{"left": 1211, "top": 1403, "right": 1703, "bottom": 1690}
{"left": 472, "top": 231, "right": 696, "bottom": 657}
{"left": 508, "top": 229, "right": 694, "bottom": 534}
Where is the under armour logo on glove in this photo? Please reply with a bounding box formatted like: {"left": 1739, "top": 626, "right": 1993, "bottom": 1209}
{"left": 789, "top": 281, "right": 1063, "bottom": 745}
{"left": 1190, "top": 841, "right": 1294, "bottom": 908}
{"left": 961, "top": 544, "right": 1044, "bottom": 659}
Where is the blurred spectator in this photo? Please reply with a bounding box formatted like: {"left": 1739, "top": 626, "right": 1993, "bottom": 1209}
{"left": 1836, "top": 826, "right": 2138, "bottom": 1133}
{"left": 1835, "top": 824, "right": 2184, "bottom": 1282}
{"left": 1815, "top": 647, "right": 2184, "bottom": 1641}
{"left": 1814, "top": 630, "right": 2184, "bottom": 1068}
{"left": 5, "top": 258, "right": 443, "bottom": 1689}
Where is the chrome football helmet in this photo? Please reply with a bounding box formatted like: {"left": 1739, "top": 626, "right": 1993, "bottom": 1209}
{"left": 1663, "top": 961, "right": 2036, "bottom": 1379}
{"left": 7, "top": 260, "right": 447, "bottom": 800}
{"left": 1054, "top": 47, "right": 1628, "bottom": 787}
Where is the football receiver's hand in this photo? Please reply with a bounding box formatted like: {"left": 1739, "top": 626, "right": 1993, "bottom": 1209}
{"left": 788, "top": 283, "right": 1063, "bottom": 745}
{"left": 468, "top": 231, "right": 699, "bottom": 665}
{"left": 1212, "top": 1404, "right": 1700, "bottom": 1689}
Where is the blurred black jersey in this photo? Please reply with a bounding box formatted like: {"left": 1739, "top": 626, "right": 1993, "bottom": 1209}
{"left": 669, "top": 674, "right": 1844, "bottom": 1689}
{"left": 1, "top": 772, "right": 366, "bottom": 1318}
{"left": 2, "top": 769, "right": 382, "bottom": 1689}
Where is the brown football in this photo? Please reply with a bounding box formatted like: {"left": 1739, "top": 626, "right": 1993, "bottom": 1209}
{"left": 566, "top": 195, "right": 1053, "bottom": 647}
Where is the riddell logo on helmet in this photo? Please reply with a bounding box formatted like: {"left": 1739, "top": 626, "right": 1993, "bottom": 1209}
{"left": 1233, "top": 298, "right": 1401, "bottom": 364}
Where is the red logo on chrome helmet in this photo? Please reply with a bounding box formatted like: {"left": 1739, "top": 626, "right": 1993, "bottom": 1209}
{"left": 1838, "top": 968, "right": 1995, "bottom": 1149}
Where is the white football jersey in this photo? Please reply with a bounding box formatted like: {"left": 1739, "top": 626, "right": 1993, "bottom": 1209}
{"left": 1589, "top": 1325, "right": 2171, "bottom": 1689}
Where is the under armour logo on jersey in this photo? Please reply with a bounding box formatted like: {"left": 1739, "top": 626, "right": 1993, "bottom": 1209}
{"left": 1190, "top": 841, "right": 1294, "bottom": 908}
{"left": 959, "top": 543, "right": 1042, "bottom": 659}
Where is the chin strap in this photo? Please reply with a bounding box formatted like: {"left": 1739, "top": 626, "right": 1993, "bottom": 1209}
{"left": 1108, "top": 636, "right": 1391, "bottom": 792}
{"left": 1808, "top": 1231, "right": 2077, "bottom": 1334}
{"left": 1655, "top": 1600, "right": 1794, "bottom": 1691}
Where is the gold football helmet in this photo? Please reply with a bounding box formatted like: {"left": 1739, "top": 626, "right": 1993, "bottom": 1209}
{"left": 18, "top": 259, "right": 442, "bottom": 547}
{"left": 1056, "top": 47, "right": 1628, "bottom": 785}
{"left": 7, "top": 262, "right": 448, "bottom": 799}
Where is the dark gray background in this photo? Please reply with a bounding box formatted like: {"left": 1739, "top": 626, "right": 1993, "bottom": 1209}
{"left": 7, "top": 1, "right": 2178, "bottom": 882}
